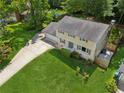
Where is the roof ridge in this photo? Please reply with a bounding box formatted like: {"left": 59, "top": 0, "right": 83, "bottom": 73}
{"left": 63, "top": 16, "right": 109, "bottom": 26}
{"left": 58, "top": 16, "right": 110, "bottom": 42}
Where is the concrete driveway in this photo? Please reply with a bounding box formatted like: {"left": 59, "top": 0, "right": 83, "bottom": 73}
{"left": 117, "top": 89, "right": 124, "bottom": 93}
{"left": 0, "top": 39, "right": 54, "bottom": 87}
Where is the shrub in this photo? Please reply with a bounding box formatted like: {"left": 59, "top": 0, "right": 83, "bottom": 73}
{"left": 60, "top": 48, "right": 71, "bottom": 58}
{"left": 105, "top": 79, "right": 117, "bottom": 93}
{"left": 0, "top": 44, "right": 12, "bottom": 68}
{"left": 76, "top": 66, "right": 80, "bottom": 76}
{"left": 70, "top": 51, "right": 81, "bottom": 59}
{"left": 82, "top": 72, "right": 89, "bottom": 81}
{"left": 109, "top": 27, "right": 121, "bottom": 44}
{"left": 22, "top": 23, "right": 36, "bottom": 31}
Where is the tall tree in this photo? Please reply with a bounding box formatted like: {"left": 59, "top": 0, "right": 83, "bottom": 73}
{"left": 28, "top": 0, "right": 49, "bottom": 29}
{"left": 49, "top": 0, "right": 62, "bottom": 8}
{"left": 85, "top": 0, "right": 113, "bottom": 19}
{"left": 117, "top": 0, "right": 124, "bottom": 24}
{"left": 0, "top": 0, "right": 10, "bottom": 19}
{"left": 11, "top": 0, "right": 26, "bottom": 21}
{"left": 66, "top": 0, "right": 113, "bottom": 19}
{"left": 0, "top": 0, "right": 10, "bottom": 37}
{"left": 66, "top": 0, "right": 85, "bottom": 13}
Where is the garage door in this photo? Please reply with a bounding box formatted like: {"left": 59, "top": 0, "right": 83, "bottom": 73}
{"left": 46, "top": 34, "right": 58, "bottom": 43}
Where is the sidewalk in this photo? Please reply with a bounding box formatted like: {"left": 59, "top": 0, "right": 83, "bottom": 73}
{"left": 0, "top": 39, "right": 54, "bottom": 87}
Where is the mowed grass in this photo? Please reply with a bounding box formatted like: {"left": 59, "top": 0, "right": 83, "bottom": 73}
{"left": 1, "top": 47, "right": 124, "bottom": 93}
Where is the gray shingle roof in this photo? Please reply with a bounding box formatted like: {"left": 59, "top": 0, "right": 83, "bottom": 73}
{"left": 58, "top": 16, "right": 110, "bottom": 42}
{"left": 42, "top": 16, "right": 110, "bottom": 43}
{"left": 42, "top": 22, "right": 58, "bottom": 36}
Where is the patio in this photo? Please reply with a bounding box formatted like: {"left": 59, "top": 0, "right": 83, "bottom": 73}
{"left": 96, "top": 49, "right": 114, "bottom": 68}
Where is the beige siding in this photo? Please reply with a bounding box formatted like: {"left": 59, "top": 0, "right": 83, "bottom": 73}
{"left": 56, "top": 31, "right": 96, "bottom": 61}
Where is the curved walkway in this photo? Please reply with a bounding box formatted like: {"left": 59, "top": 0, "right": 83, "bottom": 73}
{"left": 0, "top": 39, "right": 54, "bottom": 87}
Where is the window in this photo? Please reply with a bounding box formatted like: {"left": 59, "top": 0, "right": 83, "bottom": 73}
{"left": 77, "top": 45, "right": 82, "bottom": 50}
{"left": 68, "top": 34, "right": 75, "bottom": 38}
{"left": 82, "top": 46, "right": 86, "bottom": 52}
{"left": 68, "top": 42, "right": 73, "bottom": 49}
{"left": 60, "top": 38, "right": 65, "bottom": 44}
{"left": 80, "top": 38, "right": 85, "bottom": 41}
{"left": 86, "top": 49, "right": 91, "bottom": 55}
{"left": 59, "top": 31, "right": 64, "bottom": 34}
{"left": 80, "top": 38, "right": 88, "bottom": 43}
{"left": 83, "top": 39, "right": 85, "bottom": 41}
{"left": 81, "top": 46, "right": 91, "bottom": 55}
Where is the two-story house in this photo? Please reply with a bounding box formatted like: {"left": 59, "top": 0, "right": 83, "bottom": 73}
{"left": 42, "top": 16, "right": 111, "bottom": 61}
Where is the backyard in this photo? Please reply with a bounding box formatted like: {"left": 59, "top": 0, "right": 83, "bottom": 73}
{"left": 0, "top": 47, "right": 124, "bottom": 93}
{"left": 0, "top": 0, "right": 124, "bottom": 93}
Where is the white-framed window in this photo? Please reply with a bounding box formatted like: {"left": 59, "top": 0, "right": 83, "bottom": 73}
{"left": 60, "top": 38, "right": 65, "bottom": 44}
{"left": 80, "top": 38, "right": 88, "bottom": 43}
{"left": 80, "top": 38, "right": 85, "bottom": 41}
{"left": 68, "top": 41, "right": 73, "bottom": 49}
{"left": 77, "top": 45, "right": 82, "bottom": 50}
{"left": 86, "top": 49, "right": 91, "bottom": 55}
{"left": 59, "top": 31, "right": 64, "bottom": 34}
{"left": 82, "top": 46, "right": 86, "bottom": 52}
{"left": 68, "top": 34, "right": 75, "bottom": 38}
{"left": 78, "top": 45, "right": 91, "bottom": 55}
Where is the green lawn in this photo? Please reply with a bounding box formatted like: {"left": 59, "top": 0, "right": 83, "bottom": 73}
{"left": 0, "top": 23, "right": 36, "bottom": 69}
{"left": 1, "top": 47, "right": 124, "bottom": 93}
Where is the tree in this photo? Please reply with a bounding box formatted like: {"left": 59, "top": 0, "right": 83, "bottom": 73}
{"left": 66, "top": 0, "right": 113, "bottom": 19}
{"left": 49, "top": 0, "right": 61, "bottom": 8}
{"left": 0, "top": 0, "right": 10, "bottom": 38}
{"left": 87, "top": 0, "right": 113, "bottom": 18}
{"left": 0, "top": 0, "right": 10, "bottom": 19}
{"left": 0, "top": 21, "right": 7, "bottom": 38}
{"left": 66, "top": 0, "right": 85, "bottom": 13}
{"left": 11, "top": 0, "right": 26, "bottom": 22}
{"left": 28, "top": 0, "right": 49, "bottom": 29}
{"left": 106, "top": 79, "right": 117, "bottom": 93}
{"left": 84, "top": 0, "right": 107, "bottom": 18}
{"left": 117, "top": 0, "right": 124, "bottom": 24}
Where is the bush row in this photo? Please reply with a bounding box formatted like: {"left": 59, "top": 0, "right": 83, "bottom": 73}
{"left": 60, "top": 48, "right": 82, "bottom": 60}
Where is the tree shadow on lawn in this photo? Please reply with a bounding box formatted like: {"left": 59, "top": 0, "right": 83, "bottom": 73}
{"left": 49, "top": 49, "right": 97, "bottom": 77}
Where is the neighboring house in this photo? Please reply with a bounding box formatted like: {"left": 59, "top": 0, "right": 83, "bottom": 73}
{"left": 42, "top": 16, "right": 111, "bottom": 61}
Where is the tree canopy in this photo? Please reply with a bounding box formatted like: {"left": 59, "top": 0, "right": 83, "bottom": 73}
{"left": 66, "top": 0, "right": 113, "bottom": 19}
{"left": 117, "top": 0, "right": 124, "bottom": 23}
{"left": 28, "top": 0, "right": 49, "bottom": 29}
{"left": 0, "top": 0, "right": 10, "bottom": 19}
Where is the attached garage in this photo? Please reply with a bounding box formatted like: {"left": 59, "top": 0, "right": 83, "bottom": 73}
{"left": 45, "top": 33, "right": 58, "bottom": 43}
{"left": 42, "top": 22, "right": 58, "bottom": 43}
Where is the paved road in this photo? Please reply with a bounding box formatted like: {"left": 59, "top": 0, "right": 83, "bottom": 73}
{"left": 0, "top": 39, "right": 54, "bottom": 87}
